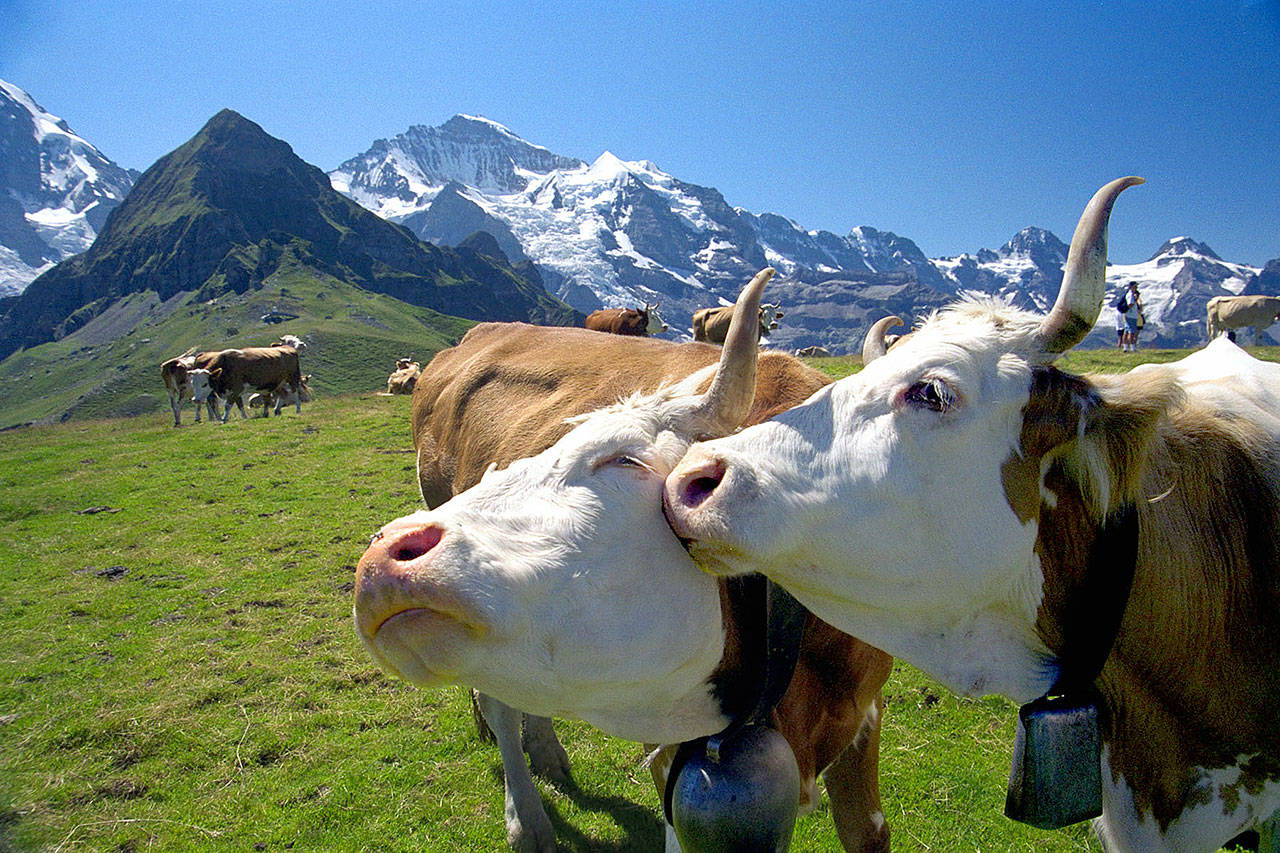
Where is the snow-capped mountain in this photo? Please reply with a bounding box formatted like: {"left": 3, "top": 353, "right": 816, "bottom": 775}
{"left": 329, "top": 115, "right": 950, "bottom": 349}
{"left": 332, "top": 115, "right": 1276, "bottom": 351}
{"left": 0, "top": 79, "right": 136, "bottom": 296}
{"left": 1095, "top": 237, "right": 1264, "bottom": 346}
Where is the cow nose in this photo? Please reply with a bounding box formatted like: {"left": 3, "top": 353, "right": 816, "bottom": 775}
{"left": 664, "top": 451, "right": 728, "bottom": 529}
{"left": 359, "top": 516, "right": 445, "bottom": 580}
{"left": 355, "top": 516, "right": 473, "bottom": 641}
{"left": 383, "top": 522, "right": 444, "bottom": 563}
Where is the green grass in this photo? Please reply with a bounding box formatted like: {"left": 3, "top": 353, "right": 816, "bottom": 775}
{"left": 0, "top": 258, "right": 474, "bottom": 429}
{"left": 3, "top": 347, "right": 1276, "bottom": 851}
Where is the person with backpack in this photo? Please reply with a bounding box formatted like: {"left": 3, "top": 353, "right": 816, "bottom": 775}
{"left": 1112, "top": 280, "right": 1145, "bottom": 351}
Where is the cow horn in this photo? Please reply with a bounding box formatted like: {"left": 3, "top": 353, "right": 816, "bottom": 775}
{"left": 690, "top": 268, "right": 773, "bottom": 435}
{"left": 862, "top": 315, "right": 904, "bottom": 364}
{"left": 1035, "top": 177, "right": 1144, "bottom": 354}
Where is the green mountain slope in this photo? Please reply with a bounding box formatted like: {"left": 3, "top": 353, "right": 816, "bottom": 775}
{"left": 0, "top": 109, "right": 579, "bottom": 361}
{"left": 0, "top": 257, "right": 475, "bottom": 428}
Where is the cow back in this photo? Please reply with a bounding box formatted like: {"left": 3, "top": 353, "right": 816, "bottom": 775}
{"left": 411, "top": 322, "right": 829, "bottom": 502}
{"left": 208, "top": 346, "right": 301, "bottom": 392}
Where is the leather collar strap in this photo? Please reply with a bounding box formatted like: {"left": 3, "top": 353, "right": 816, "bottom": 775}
{"left": 663, "top": 574, "right": 807, "bottom": 822}
{"left": 1046, "top": 502, "right": 1139, "bottom": 697}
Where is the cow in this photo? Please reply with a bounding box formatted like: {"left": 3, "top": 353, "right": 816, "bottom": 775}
{"left": 273, "top": 333, "right": 307, "bottom": 352}
{"left": 248, "top": 374, "right": 312, "bottom": 416}
{"left": 795, "top": 345, "right": 831, "bottom": 358}
{"left": 354, "top": 270, "right": 893, "bottom": 852}
{"left": 160, "top": 349, "right": 219, "bottom": 426}
{"left": 692, "top": 301, "right": 783, "bottom": 344}
{"left": 584, "top": 302, "right": 668, "bottom": 336}
{"left": 1206, "top": 294, "right": 1280, "bottom": 344}
{"left": 386, "top": 359, "right": 421, "bottom": 395}
{"left": 662, "top": 178, "right": 1280, "bottom": 851}
{"left": 197, "top": 345, "right": 304, "bottom": 422}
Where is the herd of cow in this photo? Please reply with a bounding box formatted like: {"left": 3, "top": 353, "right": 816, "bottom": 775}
{"left": 351, "top": 179, "right": 1280, "bottom": 852}
{"left": 160, "top": 334, "right": 312, "bottom": 426}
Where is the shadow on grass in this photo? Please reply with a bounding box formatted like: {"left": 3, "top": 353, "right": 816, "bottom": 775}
{"left": 486, "top": 762, "right": 666, "bottom": 852}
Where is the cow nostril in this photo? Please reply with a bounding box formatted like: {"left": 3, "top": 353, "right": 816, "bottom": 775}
{"left": 389, "top": 525, "right": 444, "bottom": 562}
{"left": 680, "top": 460, "right": 726, "bottom": 509}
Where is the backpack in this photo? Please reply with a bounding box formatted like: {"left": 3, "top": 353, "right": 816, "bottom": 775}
{"left": 1112, "top": 294, "right": 1128, "bottom": 312}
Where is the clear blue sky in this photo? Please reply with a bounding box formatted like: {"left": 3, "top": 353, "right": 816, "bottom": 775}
{"left": 4, "top": 0, "right": 1278, "bottom": 266}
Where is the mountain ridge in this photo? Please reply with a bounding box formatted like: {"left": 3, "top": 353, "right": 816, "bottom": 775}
{"left": 330, "top": 114, "right": 1276, "bottom": 351}
{"left": 0, "top": 108, "right": 580, "bottom": 360}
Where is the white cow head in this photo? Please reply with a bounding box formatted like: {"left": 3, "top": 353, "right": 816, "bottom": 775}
{"left": 354, "top": 271, "right": 772, "bottom": 743}
{"left": 644, "top": 301, "right": 669, "bottom": 335}
{"left": 664, "top": 178, "right": 1148, "bottom": 703}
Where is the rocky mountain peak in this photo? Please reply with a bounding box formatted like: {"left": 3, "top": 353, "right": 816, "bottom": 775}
{"left": 1151, "top": 236, "right": 1221, "bottom": 261}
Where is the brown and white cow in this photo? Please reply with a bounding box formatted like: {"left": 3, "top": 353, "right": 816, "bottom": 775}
{"left": 584, "top": 302, "right": 668, "bottom": 336}
{"left": 354, "top": 270, "right": 892, "bottom": 852}
{"left": 160, "top": 349, "right": 219, "bottom": 426}
{"left": 198, "top": 345, "right": 304, "bottom": 422}
{"left": 692, "top": 302, "right": 783, "bottom": 344}
{"left": 386, "top": 359, "right": 421, "bottom": 395}
{"left": 663, "top": 178, "right": 1280, "bottom": 851}
{"left": 1206, "top": 294, "right": 1280, "bottom": 344}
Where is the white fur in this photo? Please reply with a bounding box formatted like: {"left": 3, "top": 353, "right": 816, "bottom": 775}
{"left": 1097, "top": 747, "right": 1280, "bottom": 852}
{"left": 360, "top": 384, "right": 735, "bottom": 743}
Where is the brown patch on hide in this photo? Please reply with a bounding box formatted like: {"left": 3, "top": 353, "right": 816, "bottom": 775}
{"left": 1018, "top": 365, "right": 1280, "bottom": 832}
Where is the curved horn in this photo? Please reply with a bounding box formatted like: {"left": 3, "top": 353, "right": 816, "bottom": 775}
{"left": 688, "top": 268, "right": 773, "bottom": 435}
{"left": 1035, "top": 176, "right": 1145, "bottom": 354}
{"left": 862, "top": 315, "right": 904, "bottom": 364}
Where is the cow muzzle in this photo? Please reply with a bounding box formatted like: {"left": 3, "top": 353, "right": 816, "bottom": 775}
{"left": 353, "top": 515, "right": 489, "bottom": 682}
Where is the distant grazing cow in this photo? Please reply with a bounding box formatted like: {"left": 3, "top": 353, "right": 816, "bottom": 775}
{"left": 198, "top": 345, "right": 304, "bottom": 422}
{"left": 795, "top": 345, "right": 831, "bottom": 358}
{"left": 386, "top": 359, "right": 421, "bottom": 395}
{"left": 273, "top": 334, "right": 307, "bottom": 352}
{"left": 693, "top": 302, "right": 783, "bottom": 344}
{"left": 248, "top": 374, "right": 312, "bottom": 416}
{"left": 664, "top": 178, "right": 1280, "bottom": 851}
{"left": 355, "top": 270, "right": 893, "bottom": 852}
{"left": 160, "top": 349, "right": 218, "bottom": 426}
{"left": 584, "top": 302, "right": 668, "bottom": 336}
{"left": 1205, "top": 294, "right": 1280, "bottom": 344}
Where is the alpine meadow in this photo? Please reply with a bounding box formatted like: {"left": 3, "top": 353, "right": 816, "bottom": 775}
{"left": 4, "top": 349, "right": 1276, "bottom": 851}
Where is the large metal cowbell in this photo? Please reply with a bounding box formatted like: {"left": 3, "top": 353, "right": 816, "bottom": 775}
{"left": 1005, "top": 694, "right": 1103, "bottom": 829}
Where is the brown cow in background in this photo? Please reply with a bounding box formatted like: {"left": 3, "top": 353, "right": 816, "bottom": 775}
{"left": 693, "top": 302, "right": 783, "bottom": 344}
{"left": 199, "top": 345, "right": 304, "bottom": 421}
{"left": 1206, "top": 294, "right": 1280, "bottom": 344}
{"left": 160, "top": 349, "right": 218, "bottom": 426}
{"left": 584, "top": 302, "right": 667, "bottom": 336}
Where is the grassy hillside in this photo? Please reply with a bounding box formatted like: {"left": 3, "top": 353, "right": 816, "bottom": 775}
{"left": 3, "top": 348, "right": 1275, "bottom": 850}
{"left": 0, "top": 258, "right": 474, "bottom": 429}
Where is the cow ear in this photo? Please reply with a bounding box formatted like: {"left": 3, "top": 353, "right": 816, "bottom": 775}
{"left": 1022, "top": 367, "right": 1179, "bottom": 517}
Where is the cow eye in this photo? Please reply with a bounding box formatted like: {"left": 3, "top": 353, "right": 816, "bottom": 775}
{"left": 594, "top": 454, "right": 651, "bottom": 473}
{"left": 903, "top": 378, "right": 958, "bottom": 413}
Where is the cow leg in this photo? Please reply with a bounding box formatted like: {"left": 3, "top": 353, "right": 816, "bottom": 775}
{"left": 169, "top": 394, "right": 182, "bottom": 426}
{"left": 822, "top": 695, "right": 890, "bottom": 853}
{"left": 521, "top": 714, "right": 570, "bottom": 784}
{"left": 475, "top": 693, "right": 557, "bottom": 853}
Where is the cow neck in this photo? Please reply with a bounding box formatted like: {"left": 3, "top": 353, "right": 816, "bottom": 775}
{"left": 663, "top": 573, "right": 807, "bottom": 823}
{"left": 1038, "top": 493, "right": 1140, "bottom": 699}
{"left": 1004, "top": 491, "right": 1140, "bottom": 829}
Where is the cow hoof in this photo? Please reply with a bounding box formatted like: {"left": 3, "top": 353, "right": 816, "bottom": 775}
{"left": 522, "top": 718, "right": 571, "bottom": 784}
{"left": 505, "top": 807, "right": 556, "bottom": 853}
